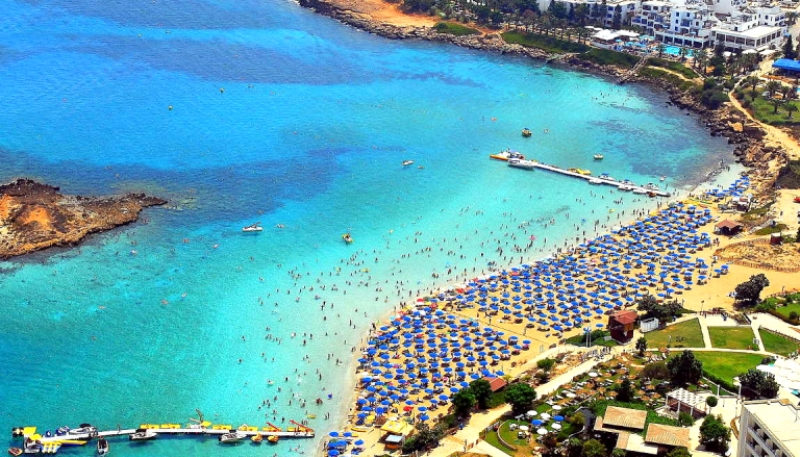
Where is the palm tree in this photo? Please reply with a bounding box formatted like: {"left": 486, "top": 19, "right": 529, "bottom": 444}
{"left": 772, "top": 97, "right": 782, "bottom": 114}
{"left": 743, "top": 75, "right": 761, "bottom": 101}
{"left": 656, "top": 43, "right": 666, "bottom": 58}
{"left": 678, "top": 47, "right": 689, "bottom": 62}
{"left": 786, "top": 102, "right": 798, "bottom": 119}
{"left": 576, "top": 27, "right": 590, "bottom": 44}
{"left": 693, "top": 48, "right": 708, "bottom": 74}
{"left": 781, "top": 84, "right": 793, "bottom": 101}
{"left": 766, "top": 80, "right": 782, "bottom": 99}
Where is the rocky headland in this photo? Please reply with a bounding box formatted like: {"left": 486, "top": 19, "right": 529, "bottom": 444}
{"left": 0, "top": 179, "right": 166, "bottom": 259}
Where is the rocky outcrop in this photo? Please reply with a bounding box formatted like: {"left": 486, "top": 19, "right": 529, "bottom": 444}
{"left": 0, "top": 179, "right": 166, "bottom": 259}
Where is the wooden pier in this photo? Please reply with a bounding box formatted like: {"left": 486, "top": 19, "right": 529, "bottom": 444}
{"left": 520, "top": 161, "right": 671, "bottom": 197}
{"left": 11, "top": 419, "right": 314, "bottom": 454}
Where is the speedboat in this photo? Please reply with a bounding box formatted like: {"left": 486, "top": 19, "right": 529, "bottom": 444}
{"left": 402, "top": 160, "right": 414, "bottom": 167}
{"left": 96, "top": 437, "right": 109, "bottom": 456}
{"left": 242, "top": 222, "right": 263, "bottom": 233}
{"left": 342, "top": 233, "right": 353, "bottom": 244}
{"left": 129, "top": 430, "right": 158, "bottom": 441}
{"left": 69, "top": 424, "right": 98, "bottom": 437}
{"left": 588, "top": 178, "right": 603, "bottom": 185}
{"left": 618, "top": 185, "right": 633, "bottom": 192}
{"left": 598, "top": 173, "right": 615, "bottom": 181}
{"left": 521, "top": 128, "right": 532, "bottom": 137}
{"left": 489, "top": 149, "right": 524, "bottom": 161}
{"left": 593, "top": 154, "right": 604, "bottom": 160}
{"left": 508, "top": 158, "right": 537, "bottom": 170}
{"left": 218, "top": 432, "right": 245, "bottom": 444}
{"left": 633, "top": 188, "right": 648, "bottom": 195}
{"left": 660, "top": 176, "right": 667, "bottom": 181}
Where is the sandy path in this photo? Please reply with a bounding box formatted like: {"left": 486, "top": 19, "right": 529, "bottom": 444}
{"left": 324, "top": 0, "right": 438, "bottom": 27}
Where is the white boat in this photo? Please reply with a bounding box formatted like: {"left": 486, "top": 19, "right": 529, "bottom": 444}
{"left": 660, "top": 175, "right": 667, "bottom": 181}
{"left": 643, "top": 182, "right": 660, "bottom": 190}
{"left": 69, "top": 424, "right": 98, "bottom": 437}
{"left": 618, "top": 185, "right": 633, "bottom": 192}
{"left": 218, "top": 432, "right": 246, "bottom": 444}
{"left": 597, "top": 173, "right": 615, "bottom": 181}
{"left": 588, "top": 178, "right": 603, "bottom": 185}
{"left": 242, "top": 222, "right": 263, "bottom": 232}
{"left": 402, "top": 160, "right": 414, "bottom": 167}
{"left": 129, "top": 430, "right": 158, "bottom": 441}
{"left": 593, "top": 154, "right": 604, "bottom": 160}
{"left": 508, "top": 158, "right": 537, "bottom": 170}
{"left": 96, "top": 437, "right": 110, "bottom": 456}
{"left": 490, "top": 149, "right": 525, "bottom": 161}
{"left": 633, "top": 188, "right": 648, "bottom": 195}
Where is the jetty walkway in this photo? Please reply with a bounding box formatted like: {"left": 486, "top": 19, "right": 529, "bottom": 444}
{"left": 527, "top": 161, "right": 671, "bottom": 197}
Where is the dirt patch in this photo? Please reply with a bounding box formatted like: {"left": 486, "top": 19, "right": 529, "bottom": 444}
{"left": 715, "top": 240, "right": 800, "bottom": 272}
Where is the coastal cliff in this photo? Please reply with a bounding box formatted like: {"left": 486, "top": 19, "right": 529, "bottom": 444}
{"left": 0, "top": 179, "right": 166, "bottom": 259}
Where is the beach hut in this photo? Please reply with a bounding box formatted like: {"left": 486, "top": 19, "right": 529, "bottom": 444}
{"left": 607, "top": 310, "right": 637, "bottom": 343}
{"left": 714, "top": 220, "right": 742, "bottom": 236}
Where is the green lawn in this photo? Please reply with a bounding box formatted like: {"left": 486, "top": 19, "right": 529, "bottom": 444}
{"left": 644, "top": 318, "right": 704, "bottom": 349}
{"left": 433, "top": 22, "right": 480, "bottom": 36}
{"left": 775, "top": 303, "right": 800, "bottom": 321}
{"left": 749, "top": 97, "right": 800, "bottom": 126}
{"left": 692, "top": 351, "right": 764, "bottom": 383}
{"left": 708, "top": 327, "right": 756, "bottom": 350}
{"left": 484, "top": 428, "right": 516, "bottom": 456}
{"left": 501, "top": 31, "right": 590, "bottom": 54}
{"left": 759, "top": 329, "right": 800, "bottom": 357}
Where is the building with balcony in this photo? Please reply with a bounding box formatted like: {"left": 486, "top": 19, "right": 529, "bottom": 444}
{"left": 737, "top": 399, "right": 800, "bottom": 457}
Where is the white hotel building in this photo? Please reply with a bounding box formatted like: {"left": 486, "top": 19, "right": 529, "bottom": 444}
{"left": 737, "top": 399, "right": 800, "bottom": 457}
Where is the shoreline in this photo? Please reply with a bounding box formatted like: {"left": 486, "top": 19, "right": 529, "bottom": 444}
{"left": 295, "top": 0, "right": 800, "bottom": 448}
{"left": 296, "top": 0, "right": 791, "bottom": 200}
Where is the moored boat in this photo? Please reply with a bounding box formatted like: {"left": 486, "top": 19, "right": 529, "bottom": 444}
{"left": 218, "top": 432, "right": 245, "bottom": 444}
{"left": 593, "top": 154, "right": 604, "bottom": 160}
{"left": 588, "top": 178, "right": 603, "bottom": 185}
{"left": 267, "top": 436, "right": 279, "bottom": 444}
{"left": 242, "top": 222, "right": 263, "bottom": 232}
{"left": 251, "top": 435, "right": 263, "bottom": 444}
{"left": 597, "top": 173, "right": 615, "bottom": 181}
{"left": 618, "top": 185, "right": 633, "bottom": 192}
{"left": 96, "top": 437, "right": 109, "bottom": 456}
{"left": 508, "top": 158, "right": 537, "bottom": 170}
{"left": 489, "top": 149, "right": 524, "bottom": 161}
{"left": 8, "top": 448, "right": 22, "bottom": 457}
{"left": 129, "top": 430, "right": 158, "bottom": 441}
{"left": 521, "top": 128, "right": 532, "bottom": 137}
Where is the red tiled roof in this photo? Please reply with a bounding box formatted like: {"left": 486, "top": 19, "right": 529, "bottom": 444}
{"left": 715, "top": 220, "right": 742, "bottom": 229}
{"left": 482, "top": 377, "right": 507, "bottom": 392}
{"left": 611, "top": 310, "right": 638, "bottom": 325}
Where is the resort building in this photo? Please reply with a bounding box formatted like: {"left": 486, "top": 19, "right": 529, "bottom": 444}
{"left": 635, "top": 0, "right": 714, "bottom": 48}
{"left": 595, "top": 406, "right": 692, "bottom": 455}
{"left": 737, "top": 399, "right": 800, "bottom": 457}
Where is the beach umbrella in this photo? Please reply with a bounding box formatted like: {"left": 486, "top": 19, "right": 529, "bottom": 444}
{"left": 419, "top": 414, "right": 430, "bottom": 421}
{"left": 329, "top": 431, "right": 339, "bottom": 437}
{"left": 532, "top": 419, "right": 544, "bottom": 426}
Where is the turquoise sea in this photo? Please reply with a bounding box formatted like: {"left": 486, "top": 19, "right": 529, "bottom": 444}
{"left": 0, "top": 0, "right": 734, "bottom": 455}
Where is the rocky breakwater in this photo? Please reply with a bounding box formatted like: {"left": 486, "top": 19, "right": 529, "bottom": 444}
{"left": 297, "top": 0, "right": 549, "bottom": 59}
{"left": 0, "top": 179, "right": 166, "bottom": 259}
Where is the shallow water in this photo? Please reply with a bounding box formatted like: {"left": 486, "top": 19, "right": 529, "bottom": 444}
{"left": 0, "top": 0, "right": 734, "bottom": 455}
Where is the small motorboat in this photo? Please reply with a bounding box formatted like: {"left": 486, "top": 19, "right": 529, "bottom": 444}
{"left": 242, "top": 222, "right": 263, "bottom": 233}
{"left": 69, "top": 424, "right": 98, "bottom": 437}
{"left": 521, "top": 128, "right": 532, "bottom": 137}
{"left": 508, "top": 158, "right": 537, "bottom": 170}
{"left": 588, "top": 178, "right": 603, "bottom": 185}
{"left": 96, "top": 437, "right": 110, "bottom": 456}
{"left": 598, "top": 173, "right": 615, "bottom": 181}
{"left": 218, "top": 432, "right": 245, "bottom": 444}
{"left": 342, "top": 233, "right": 353, "bottom": 244}
{"left": 401, "top": 160, "right": 414, "bottom": 167}
{"left": 660, "top": 175, "right": 667, "bottom": 181}
{"left": 618, "top": 185, "right": 633, "bottom": 192}
{"left": 593, "top": 154, "right": 604, "bottom": 160}
{"left": 129, "top": 430, "right": 158, "bottom": 441}
{"left": 489, "top": 149, "right": 524, "bottom": 161}
{"left": 8, "top": 448, "right": 23, "bottom": 457}
{"left": 251, "top": 435, "right": 263, "bottom": 444}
